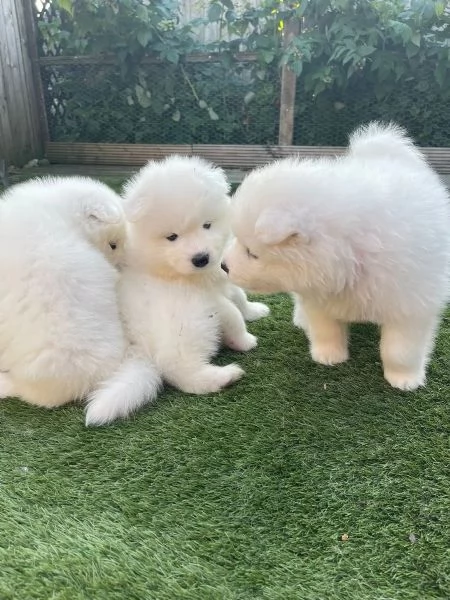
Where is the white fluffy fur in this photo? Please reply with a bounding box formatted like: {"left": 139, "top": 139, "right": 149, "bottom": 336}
{"left": 0, "top": 176, "right": 129, "bottom": 410}
{"left": 224, "top": 122, "right": 450, "bottom": 390}
{"left": 85, "top": 156, "right": 269, "bottom": 425}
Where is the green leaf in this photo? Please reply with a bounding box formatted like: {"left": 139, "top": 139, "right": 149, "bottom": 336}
{"left": 411, "top": 32, "right": 421, "bottom": 47}
{"left": 291, "top": 60, "right": 303, "bottom": 76}
{"left": 225, "top": 10, "right": 236, "bottom": 22}
{"left": 208, "top": 107, "right": 219, "bottom": 120}
{"left": 244, "top": 91, "right": 255, "bottom": 104}
{"left": 260, "top": 49, "right": 275, "bottom": 64}
{"left": 208, "top": 3, "right": 222, "bottom": 22}
{"left": 135, "top": 84, "right": 151, "bottom": 108}
{"left": 198, "top": 100, "right": 208, "bottom": 109}
{"left": 358, "top": 45, "right": 376, "bottom": 57}
{"left": 172, "top": 110, "right": 181, "bottom": 122}
{"left": 435, "top": 1, "right": 445, "bottom": 17}
{"left": 406, "top": 43, "right": 420, "bottom": 58}
{"left": 57, "top": 0, "right": 73, "bottom": 16}
{"left": 165, "top": 48, "right": 179, "bottom": 64}
{"left": 388, "top": 20, "right": 413, "bottom": 43}
{"left": 279, "top": 53, "right": 290, "bottom": 67}
{"left": 137, "top": 29, "right": 152, "bottom": 48}
{"left": 136, "top": 4, "right": 149, "bottom": 23}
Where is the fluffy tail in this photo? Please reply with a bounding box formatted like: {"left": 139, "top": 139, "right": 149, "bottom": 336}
{"left": 348, "top": 121, "right": 426, "bottom": 166}
{"left": 85, "top": 352, "right": 162, "bottom": 426}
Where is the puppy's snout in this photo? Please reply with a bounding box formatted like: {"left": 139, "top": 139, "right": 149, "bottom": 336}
{"left": 221, "top": 261, "right": 229, "bottom": 274}
{"left": 191, "top": 252, "right": 210, "bottom": 268}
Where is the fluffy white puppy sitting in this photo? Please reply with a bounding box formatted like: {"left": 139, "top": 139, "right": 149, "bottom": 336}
{"left": 0, "top": 176, "right": 129, "bottom": 409}
{"left": 224, "top": 122, "right": 450, "bottom": 391}
{"left": 122, "top": 156, "right": 270, "bottom": 390}
{"left": 85, "top": 156, "right": 269, "bottom": 425}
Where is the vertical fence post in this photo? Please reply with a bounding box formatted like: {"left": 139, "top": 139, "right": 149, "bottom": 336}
{"left": 23, "top": 0, "right": 50, "bottom": 146}
{"left": 278, "top": 16, "right": 300, "bottom": 146}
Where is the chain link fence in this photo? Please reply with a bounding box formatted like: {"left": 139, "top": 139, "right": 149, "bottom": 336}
{"left": 40, "top": 60, "right": 281, "bottom": 145}
{"left": 40, "top": 59, "right": 450, "bottom": 147}
{"left": 36, "top": 1, "right": 450, "bottom": 148}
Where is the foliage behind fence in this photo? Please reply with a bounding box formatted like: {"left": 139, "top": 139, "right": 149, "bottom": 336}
{"left": 37, "top": 0, "right": 450, "bottom": 146}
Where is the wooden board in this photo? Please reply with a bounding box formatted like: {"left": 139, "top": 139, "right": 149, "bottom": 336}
{"left": 0, "top": 0, "right": 42, "bottom": 165}
{"left": 45, "top": 142, "right": 450, "bottom": 173}
{"left": 38, "top": 52, "right": 258, "bottom": 66}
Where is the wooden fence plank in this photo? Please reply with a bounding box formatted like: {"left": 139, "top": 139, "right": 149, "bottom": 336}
{"left": 45, "top": 142, "right": 450, "bottom": 173}
{"left": 0, "top": 0, "right": 43, "bottom": 165}
{"left": 38, "top": 52, "right": 259, "bottom": 67}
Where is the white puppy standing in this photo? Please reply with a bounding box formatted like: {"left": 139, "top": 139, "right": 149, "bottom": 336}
{"left": 0, "top": 176, "right": 129, "bottom": 409}
{"left": 224, "top": 122, "right": 450, "bottom": 391}
{"left": 85, "top": 156, "right": 269, "bottom": 425}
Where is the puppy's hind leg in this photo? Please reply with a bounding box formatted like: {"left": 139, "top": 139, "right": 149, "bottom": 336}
{"left": 228, "top": 284, "right": 270, "bottom": 322}
{"left": 380, "top": 317, "right": 438, "bottom": 391}
{"left": 156, "top": 305, "right": 246, "bottom": 395}
{"left": 164, "top": 358, "right": 245, "bottom": 395}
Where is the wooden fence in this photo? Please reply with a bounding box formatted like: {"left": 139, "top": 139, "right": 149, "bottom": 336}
{"left": 0, "top": 0, "right": 46, "bottom": 166}
{"left": 45, "top": 142, "right": 450, "bottom": 174}
{"left": 1, "top": 0, "right": 449, "bottom": 175}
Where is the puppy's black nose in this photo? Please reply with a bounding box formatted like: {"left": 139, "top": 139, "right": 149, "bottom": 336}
{"left": 221, "top": 261, "right": 229, "bottom": 274}
{"left": 192, "top": 252, "right": 210, "bottom": 268}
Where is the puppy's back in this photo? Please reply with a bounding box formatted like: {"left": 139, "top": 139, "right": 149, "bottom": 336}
{"left": 0, "top": 195, "right": 124, "bottom": 386}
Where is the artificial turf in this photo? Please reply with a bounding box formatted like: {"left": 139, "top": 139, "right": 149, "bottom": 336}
{"left": 0, "top": 175, "right": 449, "bottom": 599}
{"left": 0, "top": 293, "right": 449, "bottom": 599}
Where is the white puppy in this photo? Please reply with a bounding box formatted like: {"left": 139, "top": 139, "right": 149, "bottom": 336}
{"left": 224, "top": 122, "right": 450, "bottom": 391}
{"left": 0, "top": 176, "right": 129, "bottom": 409}
{"left": 85, "top": 156, "right": 269, "bottom": 425}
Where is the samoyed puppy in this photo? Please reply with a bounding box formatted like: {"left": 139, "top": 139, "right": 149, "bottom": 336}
{"left": 0, "top": 176, "right": 130, "bottom": 410}
{"left": 223, "top": 122, "right": 450, "bottom": 391}
{"left": 84, "top": 156, "right": 269, "bottom": 425}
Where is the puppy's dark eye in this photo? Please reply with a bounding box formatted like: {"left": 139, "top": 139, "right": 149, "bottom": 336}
{"left": 203, "top": 222, "right": 211, "bottom": 230}
{"left": 246, "top": 247, "right": 258, "bottom": 260}
{"left": 166, "top": 233, "right": 178, "bottom": 242}
{"left": 109, "top": 242, "right": 117, "bottom": 250}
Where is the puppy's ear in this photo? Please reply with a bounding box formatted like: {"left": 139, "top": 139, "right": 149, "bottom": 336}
{"left": 85, "top": 202, "right": 122, "bottom": 225}
{"left": 254, "top": 209, "right": 309, "bottom": 246}
{"left": 122, "top": 196, "right": 146, "bottom": 222}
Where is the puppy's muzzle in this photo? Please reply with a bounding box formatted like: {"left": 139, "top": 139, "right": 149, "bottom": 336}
{"left": 191, "top": 252, "right": 210, "bottom": 268}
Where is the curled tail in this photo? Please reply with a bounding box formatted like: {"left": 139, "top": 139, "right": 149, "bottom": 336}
{"left": 85, "top": 351, "right": 162, "bottom": 426}
{"left": 348, "top": 121, "right": 426, "bottom": 166}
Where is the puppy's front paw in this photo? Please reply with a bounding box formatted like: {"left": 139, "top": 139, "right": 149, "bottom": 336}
{"left": 311, "top": 343, "right": 349, "bottom": 366}
{"left": 383, "top": 368, "right": 425, "bottom": 391}
{"left": 243, "top": 302, "right": 270, "bottom": 322}
{"left": 226, "top": 332, "right": 257, "bottom": 352}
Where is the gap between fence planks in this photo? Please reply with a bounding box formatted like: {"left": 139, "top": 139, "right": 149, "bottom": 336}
{"left": 45, "top": 142, "right": 450, "bottom": 174}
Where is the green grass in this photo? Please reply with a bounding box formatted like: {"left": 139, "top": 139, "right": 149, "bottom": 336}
{"left": 0, "top": 175, "right": 449, "bottom": 598}
{"left": 1, "top": 294, "right": 449, "bottom": 599}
